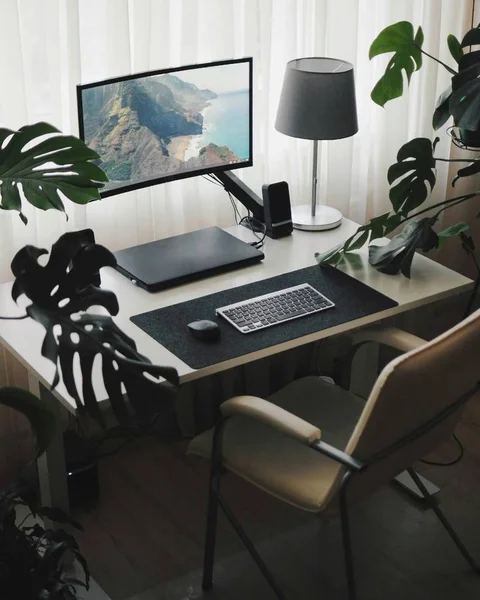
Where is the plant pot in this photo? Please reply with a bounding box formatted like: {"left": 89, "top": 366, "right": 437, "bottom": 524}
{"left": 458, "top": 128, "right": 480, "bottom": 149}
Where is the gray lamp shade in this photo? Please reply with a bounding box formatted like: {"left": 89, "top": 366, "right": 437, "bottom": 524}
{"left": 275, "top": 57, "right": 358, "bottom": 141}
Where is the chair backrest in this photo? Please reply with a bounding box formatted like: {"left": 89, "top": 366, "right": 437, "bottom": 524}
{"left": 343, "top": 308, "right": 480, "bottom": 498}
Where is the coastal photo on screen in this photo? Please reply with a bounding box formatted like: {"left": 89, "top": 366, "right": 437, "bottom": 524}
{"left": 80, "top": 61, "right": 250, "bottom": 192}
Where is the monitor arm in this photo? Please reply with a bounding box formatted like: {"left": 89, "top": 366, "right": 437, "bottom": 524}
{"left": 215, "top": 171, "right": 265, "bottom": 222}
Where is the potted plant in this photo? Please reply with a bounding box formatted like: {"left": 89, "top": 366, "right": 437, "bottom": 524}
{"left": 317, "top": 21, "right": 480, "bottom": 284}
{"left": 0, "top": 445, "right": 90, "bottom": 600}
{"left": 0, "top": 122, "right": 179, "bottom": 598}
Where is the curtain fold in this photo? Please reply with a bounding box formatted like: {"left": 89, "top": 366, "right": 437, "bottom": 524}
{"left": 0, "top": 0, "right": 476, "bottom": 434}
{"left": 0, "top": 0, "right": 473, "bottom": 282}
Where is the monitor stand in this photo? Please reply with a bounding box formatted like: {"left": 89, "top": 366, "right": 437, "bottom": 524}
{"left": 114, "top": 226, "right": 264, "bottom": 292}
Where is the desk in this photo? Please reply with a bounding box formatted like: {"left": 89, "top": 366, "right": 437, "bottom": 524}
{"left": 0, "top": 218, "right": 472, "bottom": 511}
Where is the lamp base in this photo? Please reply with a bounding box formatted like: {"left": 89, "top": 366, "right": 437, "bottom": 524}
{"left": 291, "top": 204, "right": 343, "bottom": 231}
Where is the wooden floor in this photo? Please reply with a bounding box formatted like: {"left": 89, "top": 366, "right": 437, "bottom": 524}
{"left": 73, "top": 393, "right": 480, "bottom": 600}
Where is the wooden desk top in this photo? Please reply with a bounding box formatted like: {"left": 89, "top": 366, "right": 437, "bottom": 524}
{"left": 0, "top": 219, "right": 471, "bottom": 413}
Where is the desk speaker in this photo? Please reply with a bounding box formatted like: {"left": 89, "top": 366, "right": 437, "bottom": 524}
{"left": 262, "top": 181, "right": 293, "bottom": 239}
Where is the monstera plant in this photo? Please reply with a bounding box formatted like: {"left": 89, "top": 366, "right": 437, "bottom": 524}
{"left": 317, "top": 21, "right": 480, "bottom": 280}
{"left": 0, "top": 122, "right": 107, "bottom": 223}
{"left": 0, "top": 122, "right": 179, "bottom": 598}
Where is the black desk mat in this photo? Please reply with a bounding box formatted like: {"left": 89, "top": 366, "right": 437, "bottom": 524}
{"left": 131, "top": 265, "right": 398, "bottom": 369}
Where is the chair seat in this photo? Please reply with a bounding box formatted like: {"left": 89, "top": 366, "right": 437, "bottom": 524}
{"left": 188, "top": 376, "right": 365, "bottom": 512}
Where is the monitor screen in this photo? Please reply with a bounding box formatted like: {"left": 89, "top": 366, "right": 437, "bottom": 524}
{"left": 77, "top": 57, "right": 252, "bottom": 198}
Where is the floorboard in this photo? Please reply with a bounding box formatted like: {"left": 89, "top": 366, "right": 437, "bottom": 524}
{"left": 73, "top": 395, "right": 480, "bottom": 600}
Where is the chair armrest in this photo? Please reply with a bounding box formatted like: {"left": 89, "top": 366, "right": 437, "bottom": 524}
{"left": 220, "top": 395, "right": 321, "bottom": 445}
{"left": 349, "top": 326, "right": 426, "bottom": 353}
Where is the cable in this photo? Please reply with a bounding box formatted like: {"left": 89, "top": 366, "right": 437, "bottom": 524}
{"left": 202, "top": 174, "right": 224, "bottom": 187}
{"left": 227, "top": 190, "right": 242, "bottom": 225}
{"left": 239, "top": 212, "right": 266, "bottom": 249}
{"left": 420, "top": 432, "right": 464, "bottom": 467}
{"left": 0, "top": 314, "right": 28, "bottom": 320}
{"left": 203, "top": 172, "right": 267, "bottom": 250}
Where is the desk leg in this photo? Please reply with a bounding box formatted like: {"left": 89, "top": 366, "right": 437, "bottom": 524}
{"left": 29, "top": 376, "right": 69, "bottom": 514}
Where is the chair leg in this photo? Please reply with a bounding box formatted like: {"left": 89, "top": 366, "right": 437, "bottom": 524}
{"left": 202, "top": 421, "right": 226, "bottom": 591}
{"left": 202, "top": 466, "right": 220, "bottom": 590}
{"left": 217, "top": 492, "right": 287, "bottom": 600}
{"left": 406, "top": 467, "right": 480, "bottom": 573}
{"left": 339, "top": 485, "right": 357, "bottom": 600}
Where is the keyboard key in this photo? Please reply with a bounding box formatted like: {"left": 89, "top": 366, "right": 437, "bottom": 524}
{"left": 277, "top": 308, "right": 307, "bottom": 321}
{"left": 217, "top": 284, "right": 334, "bottom": 334}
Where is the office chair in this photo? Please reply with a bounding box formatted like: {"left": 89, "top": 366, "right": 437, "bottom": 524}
{"left": 188, "top": 308, "right": 480, "bottom": 599}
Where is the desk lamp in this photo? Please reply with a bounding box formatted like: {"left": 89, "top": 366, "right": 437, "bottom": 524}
{"left": 275, "top": 57, "right": 358, "bottom": 231}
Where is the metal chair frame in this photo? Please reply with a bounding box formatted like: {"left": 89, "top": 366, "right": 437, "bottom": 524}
{"left": 201, "top": 382, "right": 480, "bottom": 599}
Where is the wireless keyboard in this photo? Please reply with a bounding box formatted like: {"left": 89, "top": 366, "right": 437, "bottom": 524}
{"left": 216, "top": 283, "right": 335, "bottom": 334}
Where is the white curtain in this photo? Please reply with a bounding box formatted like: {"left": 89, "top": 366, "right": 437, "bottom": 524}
{"left": 0, "top": 0, "right": 474, "bottom": 283}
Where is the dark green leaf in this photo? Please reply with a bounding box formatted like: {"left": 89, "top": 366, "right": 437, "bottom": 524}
{"left": 315, "top": 243, "right": 344, "bottom": 266}
{"left": 433, "top": 86, "right": 452, "bottom": 130}
{"left": 11, "top": 230, "right": 179, "bottom": 426}
{"left": 387, "top": 138, "right": 436, "bottom": 214}
{"left": 437, "top": 222, "right": 469, "bottom": 249}
{"left": 344, "top": 230, "right": 370, "bottom": 252}
{"left": 369, "top": 218, "right": 438, "bottom": 278}
{"left": 450, "top": 53, "right": 480, "bottom": 132}
{"left": 452, "top": 157, "right": 480, "bottom": 186}
{"left": 384, "top": 213, "right": 404, "bottom": 234}
{"left": 369, "top": 21, "right": 423, "bottom": 106}
{"left": 316, "top": 212, "right": 403, "bottom": 266}
{"left": 438, "top": 221, "right": 469, "bottom": 237}
{"left": 0, "top": 387, "right": 56, "bottom": 456}
{"left": 458, "top": 50, "right": 480, "bottom": 72}
{"left": 365, "top": 212, "right": 390, "bottom": 240}
{"left": 0, "top": 122, "right": 108, "bottom": 223}
{"left": 461, "top": 26, "right": 480, "bottom": 48}
{"left": 447, "top": 34, "right": 463, "bottom": 63}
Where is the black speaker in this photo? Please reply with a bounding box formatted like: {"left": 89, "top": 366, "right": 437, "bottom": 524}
{"left": 262, "top": 181, "right": 293, "bottom": 239}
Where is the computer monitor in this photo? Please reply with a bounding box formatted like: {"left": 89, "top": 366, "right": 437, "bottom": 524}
{"left": 76, "top": 57, "right": 264, "bottom": 292}
{"left": 77, "top": 57, "right": 252, "bottom": 198}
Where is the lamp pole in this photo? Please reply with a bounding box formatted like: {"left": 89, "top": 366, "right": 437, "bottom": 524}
{"left": 311, "top": 139, "right": 318, "bottom": 218}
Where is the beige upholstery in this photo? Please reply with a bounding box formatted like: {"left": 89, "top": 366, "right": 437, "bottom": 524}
{"left": 188, "top": 377, "right": 364, "bottom": 511}
{"left": 221, "top": 395, "right": 322, "bottom": 445}
{"left": 349, "top": 326, "right": 425, "bottom": 353}
{"left": 188, "top": 309, "right": 480, "bottom": 513}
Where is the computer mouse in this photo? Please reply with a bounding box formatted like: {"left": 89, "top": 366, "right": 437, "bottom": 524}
{"left": 187, "top": 319, "right": 221, "bottom": 342}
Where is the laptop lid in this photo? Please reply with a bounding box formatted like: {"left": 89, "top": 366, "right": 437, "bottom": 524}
{"left": 114, "top": 227, "right": 264, "bottom": 292}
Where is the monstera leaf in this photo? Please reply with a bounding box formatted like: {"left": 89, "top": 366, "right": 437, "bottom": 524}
{"left": 316, "top": 211, "right": 404, "bottom": 267}
{"left": 387, "top": 137, "right": 437, "bottom": 215}
{"left": 447, "top": 34, "right": 463, "bottom": 64}
{"left": 452, "top": 157, "right": 480, "bottom": 186}
{"left": 369, "top": 21, "right": 424, "bottom": 107}
{"left": 0, "top": 122, "right": 108, "bottom": 224}
{"left": 450, "top": 28, "right": 480, "bottom": 133}
{"left": 11, "top": 229, "right": 178, "bottom": 426}
{"left": 437, "top": 222, "right": 470, "bottom": 249}
{"left": 369, "top": 218, "right": 438, "bottom": 278}
{"left": 433, "top": 86, "right": 453, "bottom": 131}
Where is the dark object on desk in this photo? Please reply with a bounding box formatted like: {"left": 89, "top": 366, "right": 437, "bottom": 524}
{"left": 188, "top": 319, "right": 221, "bottom": 342}
{"left": 262, "top": 181, "right": 293, "bottom": 238}
{"left": 131, "top": 265, "right": 398, "bottom": 370}
{"left": 114, "top": 227, "right": 264, "bottom": 292}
